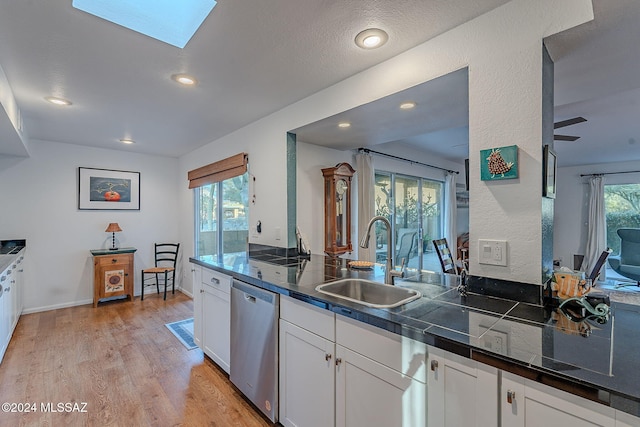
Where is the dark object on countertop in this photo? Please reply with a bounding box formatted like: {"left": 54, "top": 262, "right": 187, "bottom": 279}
{"left": 585, "top": 292, "right": 610, "bottom": 307}
{"left": 587, "top": 248, "right": 612, "bottom": 283}
{"left": 0, "top": 239, "right": 26, "bottom": 254}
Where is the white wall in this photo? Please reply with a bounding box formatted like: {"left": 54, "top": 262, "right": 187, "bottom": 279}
{"left": 179, "top": 0, "right": 593, "bottom": 286}
{"left": 555, "top": 160, "right": 640, "bottom": 270}
{"left": 0, "top": 140, "right": 179, "bottom": 313}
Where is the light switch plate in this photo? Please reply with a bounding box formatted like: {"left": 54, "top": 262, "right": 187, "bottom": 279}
{"left": 478, "top": 239, "right": 508, "bottom": 266}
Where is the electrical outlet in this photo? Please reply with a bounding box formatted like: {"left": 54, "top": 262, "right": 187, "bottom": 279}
{"left": 478, "top": 239, "right": 508, "bottom": 266}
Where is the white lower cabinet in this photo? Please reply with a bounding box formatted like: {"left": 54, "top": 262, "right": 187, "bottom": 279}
{"left": 0, "top": 250, "right": 25, "bottom": 364}
{"left": 427, "top": 346, "right": 498, "bottom": 427}
{"left": 335, "top": 344, "right": 427, "bottom": 427}
{"left": 279, "top": 319, "right": 335, "bottom": 427}
{"left": 279, "top": 295, "right": 336, "bottom": 427}
{"left": 335, "top": 315, "right": 428, "bottom": 427}
{"left": 616, "top": 410, "right": 640, "bottom": 427}
{"left": 501, "top": 371, "right": 616, "bottom": 427}
{"left": 192, "top": 265, "right": 231, "bottom": 373}
{"left": 277, "top": 293, "right": 637, "bottom": 427}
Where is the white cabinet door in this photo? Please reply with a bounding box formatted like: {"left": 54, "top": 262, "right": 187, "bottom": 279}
{"left": 427, "top": 347, "right": 498, "bottom": 427}
{"left": 0, "top": 264, "right": 13, "bottom": 362}
{"left": 192, "top": 265, "right": 203, "bottom": 349}
{"left": 502, "top": 372, "right": 615, "bottom": 427}
{"left": 12, "top": 253, "right": 24, "bottom": 328}
{"left": 202, "top": 284, "right": 230, "bottom": 373}
{"left": 335, "top": 344, "right": 427, "bottom": 427}
{"left": 279, "top": 319, "right": 335, "bottom": 427}
{"left": 616, "top": 410, "right": 640, "bottom": 427}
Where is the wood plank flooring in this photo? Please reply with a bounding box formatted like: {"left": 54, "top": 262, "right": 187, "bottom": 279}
{"left": 0, "top": 292, "right": 272, "bottom": 427}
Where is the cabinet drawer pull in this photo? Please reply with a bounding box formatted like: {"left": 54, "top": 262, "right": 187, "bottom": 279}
{"left": 507, "top": 390, "right": 516, "bottom": 404}
{"left": 325, "top": 353, "right": 332, "bottom": 361}
{"left": 211, "top": 277, "right": 220, "bottom": 284}
{"left": 335, "top": 358, "right": 342, "bottom": 366}
{"left": 112, "top": 259, "right": 118, "bottom": 263}
{"left": 430, "top": 360, "right": 439, "bottom": 371}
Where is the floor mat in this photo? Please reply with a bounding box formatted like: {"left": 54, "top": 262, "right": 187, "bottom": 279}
{"left": 165, "top": 318, "right": 197, "bottom": 350}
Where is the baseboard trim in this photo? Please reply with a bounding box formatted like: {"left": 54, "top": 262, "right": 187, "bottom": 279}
{"left": 22, "top": 288, "right": 192, "bottom": 314}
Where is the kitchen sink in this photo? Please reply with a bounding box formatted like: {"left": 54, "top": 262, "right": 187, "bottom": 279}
{"left": 316, "top": 278, "right": 421, "bottom": 308}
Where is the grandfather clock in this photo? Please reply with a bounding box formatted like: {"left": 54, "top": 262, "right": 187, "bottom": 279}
{"left": 322, "top": 162, "right": 355, "bottom": 256}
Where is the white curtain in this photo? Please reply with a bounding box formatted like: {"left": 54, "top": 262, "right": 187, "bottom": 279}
{"left": 356, "top": 152, "right": 376, "bottom": 262}
{"left": 444, "top": 172, "right": 458, "bottom": 258}
{"left": 581, "top": 175, "right": 606, "bottom": 277}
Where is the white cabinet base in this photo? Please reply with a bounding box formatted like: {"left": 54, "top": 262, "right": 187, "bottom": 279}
{"left": 279, "top": 319, "right": 334, "bottom": 427}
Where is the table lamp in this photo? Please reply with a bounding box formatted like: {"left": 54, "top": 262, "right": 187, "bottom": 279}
{"left": 105, "top": 223, "right": 122, "bottom": 250}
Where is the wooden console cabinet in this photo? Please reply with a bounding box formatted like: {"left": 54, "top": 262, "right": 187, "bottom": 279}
{"left": 91, "top": 248, "right": 136, "bottom": 307}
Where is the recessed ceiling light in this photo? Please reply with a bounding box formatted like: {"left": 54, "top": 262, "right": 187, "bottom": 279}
{"left": 119, "top": 138, "right": 135, "bottom": 144}
{"left": 400, "top": 101, "right": 416, "bottom": 110}
{"left": 355, "top": 28, "right": 388, "bottom": 49}
{"left": 44, "top": 96, "right": 72, "bottom": 106}
{"left": 338, "top": 122, "right": 351, "bottom": 128}
{"left": 171, "top": 74, "right": 198, "bottom": 86}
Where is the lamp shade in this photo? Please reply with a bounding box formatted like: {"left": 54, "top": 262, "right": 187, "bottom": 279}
{"left": 105, "top": 223, "right": 122, "bottom": 233}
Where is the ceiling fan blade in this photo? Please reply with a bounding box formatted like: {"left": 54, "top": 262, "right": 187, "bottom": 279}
{"left": 554, "top": 116, "right": 587, "bottom": 129}
{"left": 554, "top": 134, "right": 581, "bottom": 141}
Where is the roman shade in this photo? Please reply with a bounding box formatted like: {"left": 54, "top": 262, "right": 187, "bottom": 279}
{"left": 188, "top": 153, "right": 248, "bottom": 189}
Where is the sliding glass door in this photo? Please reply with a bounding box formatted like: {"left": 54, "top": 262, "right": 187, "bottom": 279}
{"left": 374, "top": 171, "right": 443, "bottom": 271}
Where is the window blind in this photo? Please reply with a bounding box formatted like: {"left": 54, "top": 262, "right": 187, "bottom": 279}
{"left": 187, "top": 152, "right": 248, "bottom": 189}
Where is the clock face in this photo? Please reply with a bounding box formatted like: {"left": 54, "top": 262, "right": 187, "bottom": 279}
{"left": 336, "top": 179, "right": 348, "bottom": 195}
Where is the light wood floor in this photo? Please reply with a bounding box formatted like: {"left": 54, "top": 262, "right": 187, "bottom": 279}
{"left": 0, "top": 292, "right": 272, "bottom": 427}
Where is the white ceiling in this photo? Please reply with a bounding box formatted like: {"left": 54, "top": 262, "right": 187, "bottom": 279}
{"left": 0, "top": 0, "right": 509, "bottom": 157}
{"left": 0, "top": 0, "right": 638, "bottom": 167}
{"left": 295, "top": 0, "right": 640, "bottom": 168}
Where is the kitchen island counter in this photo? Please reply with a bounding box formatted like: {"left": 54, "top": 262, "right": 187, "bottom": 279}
{"left": 190, "top": 252, "right": 640, "bottom": 418}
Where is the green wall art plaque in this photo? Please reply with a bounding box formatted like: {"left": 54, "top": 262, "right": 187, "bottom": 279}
{"left": 480, "top": 145, "right": 518, "bottom": 180}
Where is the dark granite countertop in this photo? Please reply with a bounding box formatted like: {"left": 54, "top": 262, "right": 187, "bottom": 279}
{"left": 190, "top": 252, "right": 640, "bottom": 417}
{"left": 0, "top": 240, "right": 26, "bottom": 273}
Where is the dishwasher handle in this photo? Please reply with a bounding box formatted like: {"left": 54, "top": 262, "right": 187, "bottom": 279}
{"left": 232, "top": 279, "right": 277, "bottom": 305}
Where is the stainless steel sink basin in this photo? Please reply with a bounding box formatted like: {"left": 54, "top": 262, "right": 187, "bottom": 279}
{"left": 316, "top": 279, "right": 421, "bottom": 308}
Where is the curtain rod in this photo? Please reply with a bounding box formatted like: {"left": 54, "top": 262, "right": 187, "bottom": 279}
{"left": 580, "top": 170, "right": 640, "bottom": 177}
{"left": 358, "top": 148, "right": 459, "bottom": 174}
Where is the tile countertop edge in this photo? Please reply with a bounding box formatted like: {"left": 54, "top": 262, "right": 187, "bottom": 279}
{"left": 189, "top": 257, "right": 640, "bottom": 418}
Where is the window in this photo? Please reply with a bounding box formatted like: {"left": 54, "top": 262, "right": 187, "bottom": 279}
{"left": 374, "top": 171, "right": 443, "bottom": 271}
{"left": 195, "top": 173, "right": 249, "bottom": 261}
{"left": 605, "top": 183, "right": 640, "bottom": 255}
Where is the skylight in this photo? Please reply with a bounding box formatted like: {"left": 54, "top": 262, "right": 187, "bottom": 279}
{"left": 72, "top": 0, "right": 217, "bottom": 48}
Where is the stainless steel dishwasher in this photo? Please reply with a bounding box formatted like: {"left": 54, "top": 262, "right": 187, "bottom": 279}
{"left": 230, "top": 279, "right": 279, "bottom": 423}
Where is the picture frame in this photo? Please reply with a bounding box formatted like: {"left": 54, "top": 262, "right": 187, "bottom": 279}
{"left": 480, "top": 145, "right": 518, "bottom": 181}
{"left": 543, "top": 145, "right": 557, "bottom": 198}
{"left": 78, "top": 167, "right": 140, "bottom": 210}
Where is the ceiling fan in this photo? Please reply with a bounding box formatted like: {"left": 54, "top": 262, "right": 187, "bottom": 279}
{"left": 554, "top": 116, "right": 587, "bottom": 142}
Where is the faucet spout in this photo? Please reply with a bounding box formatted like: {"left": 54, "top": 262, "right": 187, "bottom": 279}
{"left": 360, "top": 216, "right": 405, "bottom": 285}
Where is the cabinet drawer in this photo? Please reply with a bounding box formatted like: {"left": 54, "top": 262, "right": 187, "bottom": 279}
{"left": 95, "top": 254, "right": 132, "bottom": 267}
{"left": 201, "top": 268, "right": 232, "bottom": 293}
{"left": 281, "top": 294, "right": 335, "bottom": 341}
{"left": 336, "top": 314, "right": 427, "bottom": 383}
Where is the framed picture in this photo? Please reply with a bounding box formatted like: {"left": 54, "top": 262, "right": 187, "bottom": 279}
{"left": 78, "top": 167, "right": 140, "bottom": 210}
{"left": 480, "top": 145, "right": 518, "bottom": 181}
{"left": 543, "top": 145, "right": 557, "bottom": 198}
